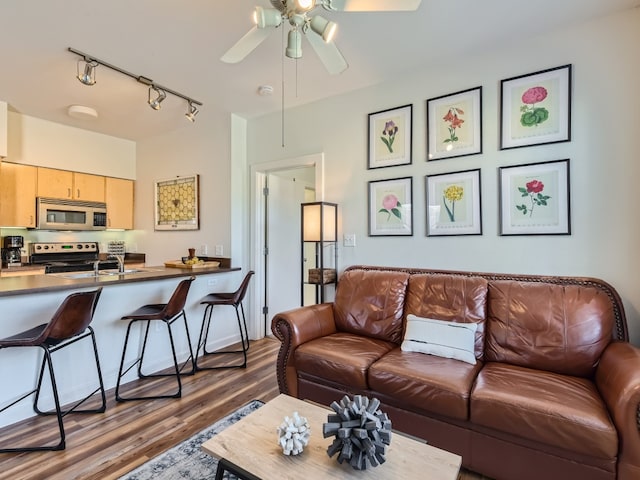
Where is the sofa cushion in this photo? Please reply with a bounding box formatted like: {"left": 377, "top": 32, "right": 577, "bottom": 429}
{"left": 369, "top": 347, "right": 483, "bottom": 421}
{"left": 294, "top": 332, "right": 396, "bottom": 389}
{"left": 485, "top": 280, "right": 615, "bottom": 377}
{"left": 401, "top": 314, "right": 478, "bottom": 365}
{"left": 334, "top": 269, "right": 410, "bottom": 344}
{"left": 471, "top": 362, "right": 618, "bottom": 459}
{"left": 405, "top": 274, "right": 487, "bottom": 360}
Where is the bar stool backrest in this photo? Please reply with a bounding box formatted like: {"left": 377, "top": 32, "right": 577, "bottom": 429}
{"left": 162, "top": 277, "right": 195, "bottom": 319}
{"left": 231, "top": 271, "right": 255, "bottom": 305}
{"left": 45, "top": 288, "right": 103, "bottom": 343}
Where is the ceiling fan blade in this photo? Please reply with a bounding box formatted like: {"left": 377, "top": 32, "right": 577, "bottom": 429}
{"left": 305, "top": 33, "right": 348, "bottom": 75}
{"left": 221, "top": 26, "right": 273, "bottom": 63}
{"left": 323, "top": 0, "right": 421, "bottom": 12}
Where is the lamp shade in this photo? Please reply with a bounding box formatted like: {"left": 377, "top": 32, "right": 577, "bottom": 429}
{"left": 302, "top": 202, "right": 337, "bottom": 242}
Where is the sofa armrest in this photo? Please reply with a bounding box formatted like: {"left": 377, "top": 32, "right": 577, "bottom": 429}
{"left": 595, "top": 341, "right": 640, "bottom": 479}
{"left": 271, "top": 303, "right": 337, "bottom": 397}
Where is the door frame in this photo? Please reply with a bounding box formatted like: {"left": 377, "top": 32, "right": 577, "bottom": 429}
{"left": 250, "top": 153, "right": 325, "bottom": 337}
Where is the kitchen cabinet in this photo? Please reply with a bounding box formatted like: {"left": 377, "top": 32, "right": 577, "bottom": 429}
{"left": 105, "top": 177, "right": 134, "bottom": 229}
{"left": 0, "top": 162, "right": 37, "bottom": 227}
{"left": 37, "top": 167, "right": 105, "bottom": 202}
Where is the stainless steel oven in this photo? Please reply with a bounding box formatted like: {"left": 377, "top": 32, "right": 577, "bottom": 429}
{"left": 36, "top": 197, "right": 107, "bottom": 231}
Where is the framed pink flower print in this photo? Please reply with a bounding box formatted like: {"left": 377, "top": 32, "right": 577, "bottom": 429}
{"left": 500, "top": 64, "right": 572, "bottom": 149}
{"left": 368, "top": 177, "right": 413, "bottom": 236}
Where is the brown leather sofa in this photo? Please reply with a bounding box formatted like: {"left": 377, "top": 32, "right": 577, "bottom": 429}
{"left": 271, "top": 265, "right": 640, "bottom": 480}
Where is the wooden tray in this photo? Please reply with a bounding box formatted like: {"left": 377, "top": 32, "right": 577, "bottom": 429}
{"left": 164, "top": 260, "right": 220, "bottom": 269}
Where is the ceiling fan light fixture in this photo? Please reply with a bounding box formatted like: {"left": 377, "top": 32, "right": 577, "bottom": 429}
{"left": 293, "top": 0, "right": 316, "bottom": 13}
{"left": 148, "top": 86, "right": 166, "bottom": 110}
{"left": 310, "top": 15, "right": 338, "bottom": 42}
{"left": 285, "top": 28, "right": 302, "bottom": 59}
{"left": 253, "top": 6, "right": 282, "bottom": 29}
{"left": 76, "top": 59, "right": 98, "bottom": 86}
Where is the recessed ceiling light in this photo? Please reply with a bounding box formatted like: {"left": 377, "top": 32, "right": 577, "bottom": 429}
{"left": 67, "top": 105, "right": 99, "bottom": 119}
{"left": 257, "top": 85, "right": 274, "bottom": 96}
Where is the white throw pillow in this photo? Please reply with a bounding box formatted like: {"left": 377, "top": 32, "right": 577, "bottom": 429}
{"left": 401, "top": 314, "right": 477, "bottom": 365}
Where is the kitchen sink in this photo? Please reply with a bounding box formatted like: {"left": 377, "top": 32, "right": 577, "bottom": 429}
{"left": 52, "top": 268, "right": 156, "bottom": 279}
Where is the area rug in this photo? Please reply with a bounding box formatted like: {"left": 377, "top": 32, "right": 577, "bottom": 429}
{"left": 119, "top": 400, "right": 264, "bottom": 480}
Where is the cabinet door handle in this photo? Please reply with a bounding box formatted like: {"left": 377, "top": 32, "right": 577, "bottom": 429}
{"left": 68, "top": 188, "right": 71, "bottom": 198}
{"left": 77, "top": 189, "right": 80, "bottom": 198}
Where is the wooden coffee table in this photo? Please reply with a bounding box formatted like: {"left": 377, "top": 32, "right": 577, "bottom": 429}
{"left": 202, "top": 394, "right": 461, "bottom": 479}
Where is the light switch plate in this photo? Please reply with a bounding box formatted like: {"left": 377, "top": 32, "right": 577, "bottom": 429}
{"left": 344, "top": 234, "right": 356, "bottom": 247}
{"left": 215, "top": 245, "right": 223, "bottom": 256}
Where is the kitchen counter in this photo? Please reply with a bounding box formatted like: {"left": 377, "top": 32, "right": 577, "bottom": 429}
{"left": 0, "top": 264, "right": 246, "bottom": 428}
{"left": 0, "top": 265, "right": 239, "bottom": 297}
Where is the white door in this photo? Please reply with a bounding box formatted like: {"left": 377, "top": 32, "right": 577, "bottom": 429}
{"left": 265, "top": 172, "right": 307, "bottom": 327}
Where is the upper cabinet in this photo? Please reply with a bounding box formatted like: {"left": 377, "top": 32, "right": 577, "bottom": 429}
{"left": 0, "top": 162, "right": 37, "bottom": 227}
{"left": 105, "top": 177, "right": 134, "bottom": 230}
{"left": 37, "top": 167, "right": 105, "bottom": 202}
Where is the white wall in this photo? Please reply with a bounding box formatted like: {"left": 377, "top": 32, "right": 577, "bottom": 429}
{"left": 133, "top": 108, "right": 233, "bottom": 266}
{"left": 245, "top": 9, "right": 640, "bottom": 344}
{"left": 5, "top": 112, "right": 135, "bottom": 178}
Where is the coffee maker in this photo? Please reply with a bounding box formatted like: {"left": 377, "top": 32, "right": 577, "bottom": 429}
{"left": 2, "top": 236, "right": 24, "bottom": 267}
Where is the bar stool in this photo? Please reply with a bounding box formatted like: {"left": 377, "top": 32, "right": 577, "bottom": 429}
{"left": 115, "top": 277, "right": 196, "bottom": 402}
{"left": 0, "top": 288, "right": 105, "bottom": 452}
{"left": 195, "top": 271, "right": 254, "bottom": 370}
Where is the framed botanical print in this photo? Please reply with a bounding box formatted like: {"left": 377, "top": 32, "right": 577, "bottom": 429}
{"left": 500, "top": 64, "right": 572, "bottom": 149}
{"left": 367, "top": 104, "right": 412, "bottom": 169}
{"left": 499, "top": 159, "right": 570, "bottom": 235}
{"left": 426, "top": 169, "right": 482, "bottom": 236}
{"left": 368, "top": 176, "right": 413, "bottom": 236}
{"left": 154, "top": 174, "right": 200, "bottom": 230}
{"left": 427, "top": 87, "right": 482, "bottom": 160}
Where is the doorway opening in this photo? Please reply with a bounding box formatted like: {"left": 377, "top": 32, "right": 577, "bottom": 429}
{"left": 250, "top": 153, "right": 324, "bottom": 338}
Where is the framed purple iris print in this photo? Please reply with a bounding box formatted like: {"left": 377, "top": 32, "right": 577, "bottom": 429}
{"left": 427, "top": 87, "right": 482, "bottom": 161}
{"left": 368, "top": 177, "right": 413, "bottom": 236}
{"left": 499, "top": 159, "right": 570, "bottom": 235}
{"left": 367, "top": 104, "right": 412, "bottom": 169}
{"left": 500, "top": 64, "right": 572, "bottom": 149}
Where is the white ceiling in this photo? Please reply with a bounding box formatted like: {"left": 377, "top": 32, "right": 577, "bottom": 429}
{"left": 0, "top": 0, "right": 638, "bottom": 141}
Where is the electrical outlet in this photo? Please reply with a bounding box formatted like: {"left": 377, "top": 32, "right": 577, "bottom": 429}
{"left": 208, "top": 278, "right": 218, "bottom": 287}
{"left": 215, "top": 245, "right": 223, "bottom": 256}
{"left": 344, "top": 234, "right": 356, "bottom": 247}
{"left": 199, "top": 244, "right": 208, "bottom": 255}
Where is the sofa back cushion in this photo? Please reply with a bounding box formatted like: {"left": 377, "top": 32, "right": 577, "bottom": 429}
{"left": 405, "top": 274, "right": 488, "bottom": 360}
{"left": 334, "top": 269, "right": 409, "bottom": 344}
{"left": 485, "top": 280, "right": 615, "bottom": 377}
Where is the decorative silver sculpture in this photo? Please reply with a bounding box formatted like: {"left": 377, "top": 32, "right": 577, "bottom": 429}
{"left": 322, "top": 394, "right": 392, "bottom": 470}
{"left": 277, "top": 411, "right": 311, "bottom": 455}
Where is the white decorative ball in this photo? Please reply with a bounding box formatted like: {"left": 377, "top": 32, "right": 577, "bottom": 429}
{"left": 277, "top": 411, "right": 311, "bottom": 455}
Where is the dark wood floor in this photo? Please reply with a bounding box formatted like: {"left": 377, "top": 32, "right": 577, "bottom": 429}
{"left": 0, "top": 337, "right": 485, "bottom": 479}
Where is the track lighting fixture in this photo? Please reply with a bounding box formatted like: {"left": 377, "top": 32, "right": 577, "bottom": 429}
{"left": 148, "top": 86, "right": 166, "bottom": 110}
{"left": 185, "top": 101, "right": 199, "bottom": 122}
{"left": 77, "top": 59, "right": 98, "bottom": 86}
{"left": 68, "top": 47, "right": 202, "bottom": 121}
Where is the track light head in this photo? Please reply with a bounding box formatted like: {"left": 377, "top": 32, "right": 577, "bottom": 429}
{"left": 148, "top": 86, "right": 166, "bottom": 110}
{"left": 77, "top": 59, "right": 98, "bottom": 86}
{"left": 185, "top": 101, "right": 199, "bottom": 122}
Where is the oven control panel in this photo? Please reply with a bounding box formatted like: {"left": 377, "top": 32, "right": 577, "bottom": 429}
{"left": 30, "top": 242, "right": 99, "bottom": 254}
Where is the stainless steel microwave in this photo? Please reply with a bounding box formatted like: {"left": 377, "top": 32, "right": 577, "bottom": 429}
{"left": 36, "top": 197, "right": 107, "bottom": 231}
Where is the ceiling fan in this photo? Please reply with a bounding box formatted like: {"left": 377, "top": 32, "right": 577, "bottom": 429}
{"left": 221, "top": 0, "right": 422, "bottom": 75}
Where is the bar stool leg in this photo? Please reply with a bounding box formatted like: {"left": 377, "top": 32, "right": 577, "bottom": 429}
{"left": 195, "top": 304, "right": 247, "bottom": 370}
